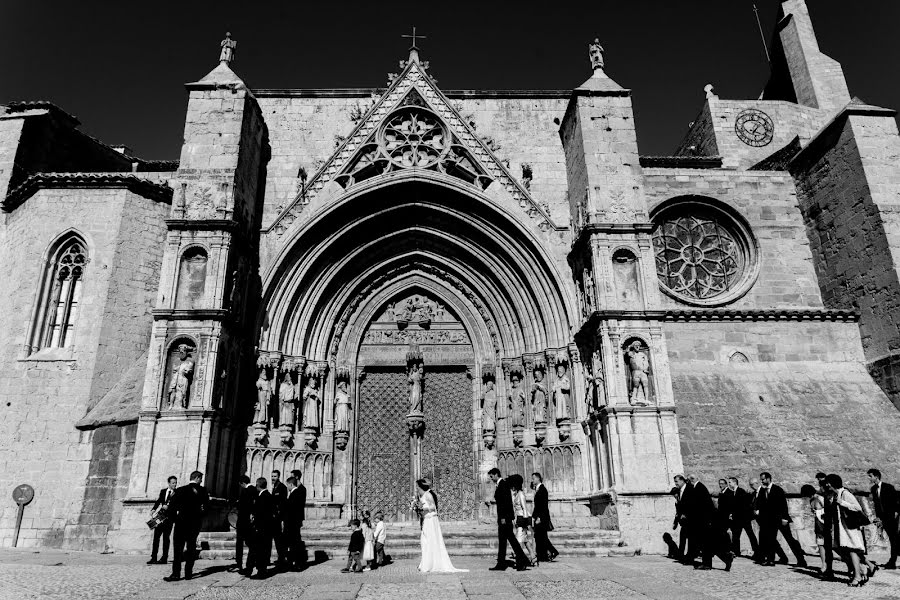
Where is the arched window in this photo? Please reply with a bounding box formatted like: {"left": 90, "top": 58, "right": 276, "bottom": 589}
{"left": 39, "top": 238, "right": 88, "bottom": 350}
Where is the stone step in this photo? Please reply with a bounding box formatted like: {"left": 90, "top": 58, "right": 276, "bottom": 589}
{"left": 199, "top": 529, "right": 621, "bottom": 542}
{"left": 198, "top": 546, "right": 626, "bottom": 561}
{"left": 200, "top": 536, "right": 620, "bottom": 551}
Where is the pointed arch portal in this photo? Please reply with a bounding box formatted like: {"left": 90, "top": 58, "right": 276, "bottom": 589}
{"left": 259, "top": 178, "right": 574, "bottom": 519}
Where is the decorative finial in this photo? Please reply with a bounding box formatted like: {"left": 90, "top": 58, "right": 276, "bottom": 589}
{"left": 589, "top": 38, "right": 605, "bottom": 72}
{"left": 402, "top": 26, "right": 426, "bottom": 63}
{"left": 219, "top": 32, "right": 237, "bottom": 65}
{"left": 704, "top": 83, "right": 718, "bottom": 100}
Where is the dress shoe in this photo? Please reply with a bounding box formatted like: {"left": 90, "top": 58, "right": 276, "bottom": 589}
{"left": 146, "top": 559, "right": 158, "bottom": 565}
{"left": 884, "top": 562, "right": 897, "bottom": 570}
{"left": 796, "top": 560, "right": 808, "bottom": 568}
{"left": 162, "top": 575, "right": 181, "bottom": 582}
{"left": 777, "top": 557, "right": 789, "bottom": 565}
{"left": 515, "top": 563, "right": 528, "bottom": 571}
{"left": 695, "top": 565, "right": 712, "bottom": 570}
{"left": 762, "top": 561, "right": 776, "bottom": 567}
{"left": 548, "top": 551, "right": 559, "bottom": 561}
{"left": 488, "top": 564, "right": 508, "bottom": 571}
{"left": 724, "top": 556, "right": 733, "bottom": 572}
{"left": 184, "top": 573, "right": 193, "bottom": 581}
{"left": 821, "top": 569, "right": 835, "bottom": 580}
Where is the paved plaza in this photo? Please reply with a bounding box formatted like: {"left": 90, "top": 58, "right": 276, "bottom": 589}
{"left": 0, "top": 549, "right": 897, "bottom": 600}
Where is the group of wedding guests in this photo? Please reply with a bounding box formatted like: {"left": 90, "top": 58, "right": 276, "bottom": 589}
{"left": 669, "top": 468, "right": 899, "bottom": 588}
{"left": 341, "top": 511, "right": 388, "bottom": 573}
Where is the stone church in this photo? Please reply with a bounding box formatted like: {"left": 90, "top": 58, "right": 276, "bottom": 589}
{"left": 2, "top": 0, "right": 900, "bottom": 554}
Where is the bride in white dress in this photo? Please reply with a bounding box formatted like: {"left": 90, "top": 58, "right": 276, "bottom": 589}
{"left": 416, "top": 478, "right": 468, "bottom": 573}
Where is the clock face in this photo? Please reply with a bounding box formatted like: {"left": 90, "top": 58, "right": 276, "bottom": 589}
{"left": 734, "top": 109, "right": 774, "bottom": 147}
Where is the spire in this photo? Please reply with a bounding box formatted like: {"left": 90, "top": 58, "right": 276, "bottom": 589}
{"left": 190, "top": 33, "right": 245, "bottom": 88}
{"left": 576, "top": 37, "right": 625, "bottom": 93}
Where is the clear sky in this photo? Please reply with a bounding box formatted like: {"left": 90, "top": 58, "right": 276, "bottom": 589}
{"left": 1, "top": 1, "right": 897, "bottom": 159}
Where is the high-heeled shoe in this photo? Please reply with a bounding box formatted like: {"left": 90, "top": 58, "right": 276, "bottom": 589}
{"left": 848, "top": 579, "right": 863, "bottom": 587}
{"left": 868, "top": 564, "right": 879, "bottom": 578}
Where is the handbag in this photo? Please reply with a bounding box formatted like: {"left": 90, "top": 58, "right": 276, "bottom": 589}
{"left": 841, "top": 505, "right": 870, "bottom": 529}
{"left": 515, "top": 515, "right": 533, "bottom": 528}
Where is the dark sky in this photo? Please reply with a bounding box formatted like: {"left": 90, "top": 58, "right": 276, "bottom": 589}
{"left": 2, "top": 1, "right": 897, "bottom": 159}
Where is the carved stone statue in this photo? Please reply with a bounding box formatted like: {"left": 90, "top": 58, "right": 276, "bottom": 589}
{"left": 301, "top": 371, "right": 321, "bottom": 432}
{"left": 481, "top": 379, "right": 497, "bottom": 433}
{"left": 626, "top": 341, "right": 650, "bottom": 406}
{"left": 254, "top": 366, "right": 270, "bottom": 424}
{"left": 589, "top": 38, "right": 605, "bottom": 71}
{"left": 167, "top": 344, "right": 195, "bottom": 409}
{"left": 588, "top": 350, "right": 606, "bottom": 410}
{"left": 553, "top": 362, "right": 571, "bottom": 421}
{"left": 509, "top": 373, "right": 526, "bottom": 429}
{"left": 334, "top": 378, "right": 352, "bottom": 451}
{"left": 408, "top": 361, "right": 424, "bottom": 413}
{"left": 278, "top": 369, "right": 297, "bottom": 429}
{"left": 583, "top": 269, "right": 596, "bottom": 312}
{"left": 220, "top": 32, "right": 237, "bottom": 64}
{"left": 532, "top": 367, "right": 548, "bottom": 424}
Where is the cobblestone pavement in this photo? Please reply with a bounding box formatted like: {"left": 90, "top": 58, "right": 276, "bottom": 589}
{"left": 0, "top": 549, "right": 897, "bottom": 600}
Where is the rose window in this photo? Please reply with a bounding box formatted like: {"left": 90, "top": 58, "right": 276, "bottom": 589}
{"left": 379, "top": 108, "right": 447, "bottom": 169}
{"left": 652, "top": 201, "right": 756, "bottom": 305}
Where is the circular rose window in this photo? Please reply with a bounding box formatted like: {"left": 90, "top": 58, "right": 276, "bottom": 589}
{"left": 378, "top": 107, "right": 448, "bottom": 169}
{"left": 652, "top": 199, "right": 758, "bottom": 306}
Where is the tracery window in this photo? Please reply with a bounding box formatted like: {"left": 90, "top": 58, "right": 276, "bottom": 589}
{"left": 43, "top": 239, "right": 88, "bottom": 349}
{"left": 652, "top": 199, "right": 756, "bottom": 305}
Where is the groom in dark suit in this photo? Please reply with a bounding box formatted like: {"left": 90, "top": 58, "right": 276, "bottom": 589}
{"left": 488, "top": 468, "right": 529, "bottom": 571}
{"left": 531, "top": 473, "right": 558, "bottom": 562}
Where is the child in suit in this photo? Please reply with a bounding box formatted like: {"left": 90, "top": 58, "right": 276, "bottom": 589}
{"left": 341, "top": 519, "right": 364, "bottom": 573}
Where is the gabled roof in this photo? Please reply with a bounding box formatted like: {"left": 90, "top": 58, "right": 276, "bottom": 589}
{"left": 267, "top": 56, "right": 560, "bottom": 235}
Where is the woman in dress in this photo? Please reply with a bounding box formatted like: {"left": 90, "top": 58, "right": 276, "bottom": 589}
{"left": 824, "top": 474, "right": 877, "bottom": 586}
{"left": 361, "top": 510, "right": 375, "bottom": 571}
{"left": 509, "top": 474, "right": 537, "bottom": 566}
{"left": 417, "top": 478, "right": 468, "bottom": 573}
{"left": 801, "top": 484, "right": 828, "bottom": 577}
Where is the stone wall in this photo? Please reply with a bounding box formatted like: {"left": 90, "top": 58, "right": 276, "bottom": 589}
{"left": 0, "top": 186, "right": 167, "bottom": 549}
{"left": 791, "top": 109, "right": 900, "bottom": 410}
{"left": 643, "top": 169, "right": 824, "bottom": 309}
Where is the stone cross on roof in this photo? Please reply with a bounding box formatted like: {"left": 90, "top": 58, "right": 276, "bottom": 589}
{"left": 402, "top": 26, "right": 426, "bottom": 63}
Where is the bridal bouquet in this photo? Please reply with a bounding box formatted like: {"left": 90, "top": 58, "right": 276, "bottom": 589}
{"left": 410, "top": 496, "right": 424, "bottom": 518}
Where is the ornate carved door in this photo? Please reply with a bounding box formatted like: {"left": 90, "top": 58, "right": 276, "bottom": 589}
{"left": 422, "top": 366, "right": 476, "bottom": 520}
{"left": 356, "top": 368, "right": 411, "bottom": 519}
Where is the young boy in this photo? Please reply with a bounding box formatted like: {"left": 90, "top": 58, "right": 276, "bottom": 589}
{"left": 341, "top": 519, "right": 364, "bottom": 573}
{"left": 373, "top": 512, "right": 387, "bottom": 568}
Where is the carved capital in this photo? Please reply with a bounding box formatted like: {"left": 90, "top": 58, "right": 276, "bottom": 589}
{"left": 568, "top": 343, "right": 581, "bottom": 363}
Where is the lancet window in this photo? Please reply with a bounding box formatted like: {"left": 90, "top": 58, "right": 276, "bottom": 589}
{"left": 40, "top": 237, "right": 88, "bottom": 350}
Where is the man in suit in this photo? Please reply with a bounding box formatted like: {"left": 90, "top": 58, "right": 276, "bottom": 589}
{"left": 721, "top": 477, "right": 758, "bottom": 557}
{"left": 672, "top": 475, "right": 692, "bottom": 561}
{"left": 148, "top": 475, "right": 177, "bottom": 564}
{"left": 283, "top": 476, "right": 306, "bottom": 569}
{"left": 868, "top": 468, "right": 899, "bottom": 569}
{"left": 487, "top": 468, "right": 529, "bottom": 571}
{"left": 687, "top": 475, "right": 733, "bottom": 571}
{"left": 247, "top": 477, "right": 275, "bottom": 579}
{"left": 756, "top": 472, "right": 806, "bottom": 567}
{"left": 290, "top": 469, "right": 307, "bottom": 548}
{"left": 164, "top": 471, "right": 209, "bottom": 582}
{"left": 270, "top": 470, "right": 288, "bottom": 567}
{"left": 531, "top": 472, "right": 558, "bottom": 562}
{"left": 235, "top": 475, "right": 257, "bottom": 574}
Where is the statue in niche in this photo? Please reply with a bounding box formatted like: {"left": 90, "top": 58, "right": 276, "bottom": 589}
{"left": 481, "top": 378, "right": 497, "bottom": 443}
{"left": 531, "top": 367, "right": 548, "bottom": 424}
{"left": 167, "top": 344, "right": 195, "bottom": 409}
{"left": 553, "top": 361, "right": 571, "bottom": 422}
{"left": 626, "top": 341, "right": 651, "bottom": 406}
{"left": 589, "top": 38, "right": 605, "bottom": 71}
{"left": 254, "top": 366, "right": 271, "bottom": 425}
{"left": 508, "top": 372, "right": 526, "bottom": 429}
{"left": 301, "top": 367, "right": 321, "bottom": 433}
{"left": 588, "top": 350, "right": 606, "bottom": 410}
{"left": 408, "top": 361, "right": 424, "bottom": 414}
{"left": 583, "top": 269, "right": 596, "bottom": 313}
{"left": 279, "top": 367, "right": 297, "bottom": 430}
{"left": 219, "top": 32, "right": 237, "bottom": 64}
{"left": 334, "top": 379, "right": 352, "bottom": 447}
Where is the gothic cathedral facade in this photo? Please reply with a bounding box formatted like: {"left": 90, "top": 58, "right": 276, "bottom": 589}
{"left": 1, "top": 0, "right": 900, "bottom": 553}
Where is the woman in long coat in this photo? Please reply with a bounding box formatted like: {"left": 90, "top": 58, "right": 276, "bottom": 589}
{"left": 824, "top": 474, "right": 878, "bottom": 586}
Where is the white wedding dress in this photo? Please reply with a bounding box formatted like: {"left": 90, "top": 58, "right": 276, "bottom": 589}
{"left": 418, "top": 490, "right": 468, "bottom": 573}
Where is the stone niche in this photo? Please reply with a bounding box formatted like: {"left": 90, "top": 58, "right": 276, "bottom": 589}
{"left": 612, "top": 248, "right": 641, "bottom": 307}
{"left": 174, "top": 246, "right": 208, "bottom": 309}
{"left": 161, "top": 337, "right": 198, "bottom": 410}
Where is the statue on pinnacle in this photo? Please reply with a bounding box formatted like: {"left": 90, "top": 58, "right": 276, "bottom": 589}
{"left": 589, "top": 38, "right": 604, "bottom": 72}
{"left": 220, "top": 32, "right": 237, "bottom": 65}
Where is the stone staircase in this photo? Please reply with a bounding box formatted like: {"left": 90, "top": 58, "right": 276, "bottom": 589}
{"left": 198, "top": 518, "right": 630, "bottom": 561}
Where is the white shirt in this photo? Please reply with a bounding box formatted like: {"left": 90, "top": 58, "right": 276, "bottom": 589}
{"left": 374, "top": 520, "right": 386, "bottom": 544}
